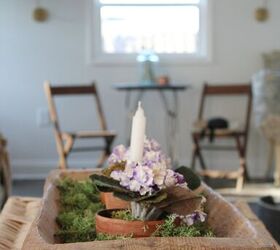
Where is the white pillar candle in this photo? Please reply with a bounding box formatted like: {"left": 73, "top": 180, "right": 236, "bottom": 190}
{"left": 130, "top": 102, "right": 146, "bottom": 162}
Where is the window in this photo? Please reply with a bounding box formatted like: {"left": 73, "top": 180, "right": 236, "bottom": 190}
{"left": 89, "top": 0, "right": 211, "bottom": 64}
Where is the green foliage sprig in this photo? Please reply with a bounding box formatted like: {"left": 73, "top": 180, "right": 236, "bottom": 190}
{"left": 153, "top": 215, "right": 215, "bottom": 237}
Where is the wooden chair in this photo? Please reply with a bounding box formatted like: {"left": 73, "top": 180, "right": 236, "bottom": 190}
{"left": 44, "top": 81, "right": 116, "bottom": 169}
{"left": 191, "top": 83, "right": 252, "bottom": 190}
{"left": 0, "top": 135, "right": 11, "bottom": 208}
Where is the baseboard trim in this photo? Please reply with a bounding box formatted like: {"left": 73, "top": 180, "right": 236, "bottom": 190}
{"left": 11, "top": 158, "right": 265, "bottom": 180}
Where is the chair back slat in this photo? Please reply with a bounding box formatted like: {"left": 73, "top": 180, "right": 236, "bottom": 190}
{"left": 44, "top": 81, "right": 107, "bottom": 132}
{"left": 204, "top": 84, "right": 251, "bottom": 95}
{"left": 50, "top": 85, "right": 97, "bottom": 95}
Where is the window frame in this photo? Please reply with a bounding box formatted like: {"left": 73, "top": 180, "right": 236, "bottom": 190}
{"left": 86, "top": 0, "right": 212, "bottom": 65}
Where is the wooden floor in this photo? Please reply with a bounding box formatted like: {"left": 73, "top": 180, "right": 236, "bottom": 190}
{"left": 12, "top": 180, "right": 44, "bottom": 197}
{"left": 202, "top": 178, "right": 280, "bottom": 201}
{"left": 217, "top": 182, "right": 280, "bottom": 202}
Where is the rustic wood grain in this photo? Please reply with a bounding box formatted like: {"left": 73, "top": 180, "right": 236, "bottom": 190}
{"left": 21, "top": 169, "right": 278, "bottom": 250}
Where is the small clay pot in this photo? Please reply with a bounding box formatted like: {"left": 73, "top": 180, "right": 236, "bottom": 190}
{"left": 100, "top": 192, "right": 130, "bottom": 209}
{"left": 157, "top": 76, "right": 170, "bottom": 86}
{"left": 100, "top": 192, "right": 106, "bottom": 204}
{"left": 95, "top": 209, "right": 164, "bottom": 237}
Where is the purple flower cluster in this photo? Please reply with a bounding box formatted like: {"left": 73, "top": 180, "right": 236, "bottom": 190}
{"left": 108, "top": 144, "right": 128, "bottom": 164}
{"left": 109, "top": 138, "right": 187, "bottom": 196}
{"left": 179, "top": 210, "right": 207, "bottom": 226}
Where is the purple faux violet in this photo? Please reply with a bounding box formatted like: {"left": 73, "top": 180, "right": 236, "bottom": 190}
{"left": 174, "top": 172, "right": 186, "bottom": 184}
{"left": 108, "top": 144, "right": 127, "bottom": 164}
{"left": 143, "top": 138, "right": 161, "bottom": 152}
{"left": 109, "top": 138, "right": 188, "bottom": 196}
{"left": 181, "top": 210, "right": 207, "bottom": 226}
{"left": 164, "top": 169, "right": 178, "bottom": 187}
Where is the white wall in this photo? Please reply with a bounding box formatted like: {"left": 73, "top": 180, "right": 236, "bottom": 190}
{"left": 1, "top": 0, "right": 280, "bottom": 179}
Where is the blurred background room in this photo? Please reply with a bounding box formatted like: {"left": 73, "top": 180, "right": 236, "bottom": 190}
{"left": 1, "top": 0, "right": 280, "bottom": 247}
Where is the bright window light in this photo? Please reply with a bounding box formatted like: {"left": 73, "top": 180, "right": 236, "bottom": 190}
{"left": 100, "top": 0, "right": 200, "bottom": 4}
{"left": 90, "top": 0, "right": 211, "bottom": 63}
{"left": 100, "top": 6, "right": 199, "bottom": 54}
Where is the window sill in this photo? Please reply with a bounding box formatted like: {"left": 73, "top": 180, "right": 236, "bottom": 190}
{"left": 86, "top": 53, "right": 212, "bottom": 67}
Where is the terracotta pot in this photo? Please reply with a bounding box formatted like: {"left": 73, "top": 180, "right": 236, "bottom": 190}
{"left": 95, "top": 209, "right": 164, "bottom": 237}
{"left": 156, "top": 75, "right": 170, "bottom": 86}
{"left": 100, "top": 192, "right": 106, "bottom": 205}
{"left": 100, "top": 192, "right": 130, "bottom": 209}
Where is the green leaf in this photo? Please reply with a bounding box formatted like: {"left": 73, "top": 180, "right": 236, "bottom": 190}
{"left": 94, "top": 186, "right": 115, "bottom": 193}
{"left": 154, "top": 186, "right": 202, "bottom": 216}
{"left": 113, "top": 190, "right": 167, "bottom": 203}
{"left": 89, "top": 174, "right": 129, "bottom": 193}
{"left": 141, "top": 192, "right": 167, "bottom": 205}
{"left": 113, "top": 191, "right": 141, "bottom": 201}
{"left": 175, "top": 166, "right": 201, "bottom": 190}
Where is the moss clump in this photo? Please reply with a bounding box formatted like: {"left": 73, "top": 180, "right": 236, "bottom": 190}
{"left": 111, "top": 209, "right": 135, "bottom": 221}
{"left": 102, "top": 162, "right": 126, "bottom": 177}
{"left": 55, "top": 178, "right": 104, "bottom": 243}
{"left": 153, "top": 215, "right": 215, "bottom": 237}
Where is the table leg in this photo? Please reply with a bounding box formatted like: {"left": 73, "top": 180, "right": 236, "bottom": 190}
{"left": 172, "top": 91, "right": 179, "bottom": 164}
{"left": 124, "top": 91, "right": 131, "bottom": 146}
{"left": 274, "top": 143, "right": 280, "bottom": 186}
{"left": 159, "top": 90, "right": 179, "bottom": 165}
{"left": 266, "top": 140, "right": 274, "bottom": 178}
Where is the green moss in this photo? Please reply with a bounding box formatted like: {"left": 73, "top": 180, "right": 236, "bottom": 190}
{"left": 111, "top": 209, "right": 135, "bottom": 221}
{"left": 55, "top": 178, "right": 104, "bottom": 243}
{"left": 102, "top": 162, "right": 126, "bottom": 177}
{"left": 153, "top": 215, "right": 215, "bottom": 237}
